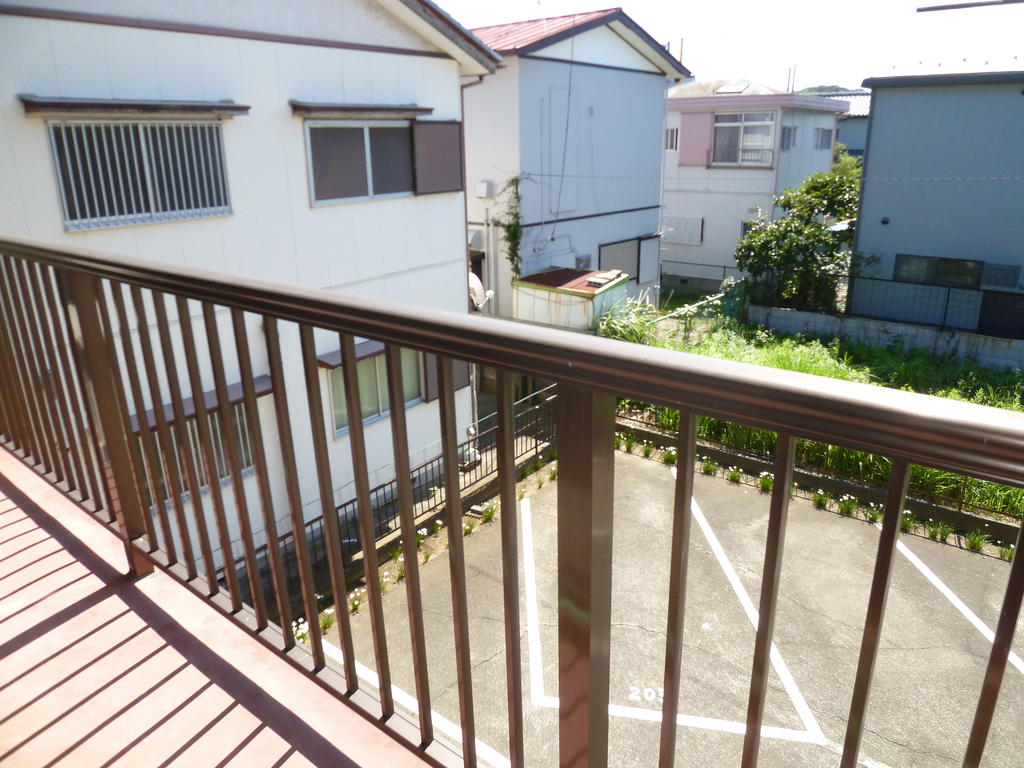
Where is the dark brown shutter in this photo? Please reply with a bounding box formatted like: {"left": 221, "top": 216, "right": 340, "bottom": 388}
{"left": 413, "top": 121, "right": 463, "bottom": 195}
{"left": 423, "top": 354, "right": 471, "bottom": 402}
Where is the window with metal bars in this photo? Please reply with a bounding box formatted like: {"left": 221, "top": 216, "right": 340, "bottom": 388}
{"left": 47, "top": 120, "right": 230, "bottom": 230}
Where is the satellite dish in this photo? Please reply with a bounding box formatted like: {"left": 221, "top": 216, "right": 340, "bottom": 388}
{"left": 468, "top": 272, "right": 493, "bottom": 310}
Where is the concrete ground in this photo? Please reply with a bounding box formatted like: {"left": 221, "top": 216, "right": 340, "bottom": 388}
{"left": 346, "top": 452, "right": 1024, "bottom": 767}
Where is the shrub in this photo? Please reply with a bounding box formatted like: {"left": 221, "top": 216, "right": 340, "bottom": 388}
{"left": 758, "top": 472, "right": 773, "bottom": 493}
{"left": 701, "top": 458, "right": 718, "bottom": 475}
{"left": 481, "top": 504, "right": 497, "bottom": 523}
{"left": 837, "top": 495, "right": 857, "bottom": 516}
{"left": 812, "top": 489, "right": 831, "bottom": 509}
{"left": 726, "top": 466, "right": 742, "bottom": 484}
{"left": 965, "top": 530, "right": 989, "bottom": 552}
{"left": 899, "top": 511, "right": 918, "bottom": 533}
{"left": 662, "top": 449, "right": 678, "bottom": 465}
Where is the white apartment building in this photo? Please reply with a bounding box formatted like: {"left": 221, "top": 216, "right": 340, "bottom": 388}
{"left": 0, "top": 0, "right": 499, "bottom": 573}
{"left": 462, "top": 8, "right": 689, "bottom": 323}
{"left": 661, "top": 80, "right": 848, "bottom": 292}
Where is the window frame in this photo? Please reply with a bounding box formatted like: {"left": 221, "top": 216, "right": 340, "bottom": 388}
{"left": 665, "top": 127, "right": 679, "bottom": 151}
{"left": 711, "top": 111, "right": 776, "bottom": 168}
{"left": 304, "top": 119, "right": 415, "bottom": 207}
{"left": 781, "top": 125, "right": 797, "bottom": 151}
{"left": 46, "top": 118, "right": 231, "bottom": 231}
{"left": 893, "top": 253, "right": 984, "bottom": 290}
{"left": 814, "top": 127, "right": 834, "bottom": 150}
{"left": 329, "top": 350, "right": 425, "bottom": 436}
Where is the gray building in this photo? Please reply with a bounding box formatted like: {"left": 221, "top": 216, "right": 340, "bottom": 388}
{"left": 818, "top": 89, "right": 870, "bottom": 157}
{"left": 849, "top": 71, "right": 1024, "bottom": 339}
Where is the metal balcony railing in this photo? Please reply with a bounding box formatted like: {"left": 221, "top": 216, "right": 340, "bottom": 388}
{"left": 0, "top": 235, "right": 1022, "bottom": 768}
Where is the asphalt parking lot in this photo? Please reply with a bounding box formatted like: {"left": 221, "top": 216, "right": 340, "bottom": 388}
{"left": 343, "top": 452, "right": 1024, "bottom": 767}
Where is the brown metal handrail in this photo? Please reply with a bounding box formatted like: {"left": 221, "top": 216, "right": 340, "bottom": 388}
{"left": 0, "top": 233, "right": 1021, "bottom": 768}
{"left": 3, "top": 236, "right": 1024, "bottom": 487}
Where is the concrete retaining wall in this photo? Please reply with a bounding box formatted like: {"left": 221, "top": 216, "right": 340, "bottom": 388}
{"left": 748, "top": 305, "right": 1024, "bottom": 371}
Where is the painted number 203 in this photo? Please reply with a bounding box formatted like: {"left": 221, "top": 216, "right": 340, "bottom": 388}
{"left": 627, "top": 686, "right": 664, "bottom": 705}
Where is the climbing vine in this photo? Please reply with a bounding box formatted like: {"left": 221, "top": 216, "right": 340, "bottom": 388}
{"left": 495, "top": 175, "right": 522, "bottom": 279}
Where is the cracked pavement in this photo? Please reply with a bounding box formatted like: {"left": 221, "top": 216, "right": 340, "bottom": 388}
{"left": 346, "top": 452, "right": 1024, "bottom": 767}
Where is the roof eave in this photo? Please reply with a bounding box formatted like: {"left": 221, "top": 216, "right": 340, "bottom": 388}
{"left": 510, "top": 10, "right": 690, "bottom": 80}
{"left": 373, "top": 0, "right": 501, "bottom": 75}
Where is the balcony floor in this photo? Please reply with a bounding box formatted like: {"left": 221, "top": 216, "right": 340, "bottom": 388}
{"left": 0, "top": 449, "right": 430, "bottom": 768}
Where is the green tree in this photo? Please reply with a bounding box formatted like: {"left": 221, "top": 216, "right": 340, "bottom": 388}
{"left": 735, "top": 148, "right": 861, "bottom": 312}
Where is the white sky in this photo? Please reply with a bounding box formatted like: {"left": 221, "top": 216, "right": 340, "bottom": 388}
{"left": 436, "top": 0, "right": 1024, "bottom": 91}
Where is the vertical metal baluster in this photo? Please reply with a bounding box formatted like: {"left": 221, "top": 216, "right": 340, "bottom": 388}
{"left": 840, "top": 460, "right": 911, "bottom": 768}
{"left": 55, "top": 266, "right": 115, "bottom": 519}
{"left": 176, "top": 295, "right": 242, "bottom": 608}
{"left": 436, "top": 355, "right": 477, "bottom": 764}
{"left": 132, "top": 286, "right": 197, "bottom": 574}
{"left": 233, "top": 310, "right": 293, "bottom": 641}
{"left": 12, "top": 257, "right": 74, "bottom": 485}
{"left": 23, "top": 259, "right": 84, "bottom": 495}
{"left": 962, "top": 520, "right": 1024, "bottom": 767}
{"left": 339, "top": 332, "right": 391, "bottom": 713}
{"left": 109, "top": 284, "right": 167, "bottom": 551}
{"left": 0, "top": 278, "right": 32, "bottom": 453}
{"left": 658, "top": 412, "right": 698, "bottom": 767}
{"left": 0, "top": 255, "right": 46, "bottom": 467}
{"left": 60, "top": 272, "right": 154, "bottom": 578}
{"left": 384, "top": 343, "right": 434, "bottom": 744}
{"left": 495, "top": 369, "right": 525, "bottom": 768}
{"left": 39, "top": 263, "right": 106, "bottom": 511}
{"left": 298, "top": 324, "right": 356, "bottom": 691}
{"left": 0, "top": 256, "right": 43, "bottom": 464}
{"left": 117, "top": 124, "right": 137, "bottom": 218}
{"left": 202, "top": 304, "right": 268, "bottom": 625}
{"left": 556, "top": 382, "right": 615, "bottom": 768}
{"left": 741, "top": 433, "right": 796, "bottom": 767}
{"left": 265, "top": 318, "right": 323, "bottom": 667}
{"left": 153, "top": 292, "right": 219, "bottom": 592}
{"left": 0, "top": 256, "right": 61, "bottom": 478}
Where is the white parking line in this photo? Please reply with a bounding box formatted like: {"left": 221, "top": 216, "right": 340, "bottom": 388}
{"left": 888, "top": 531, "right": 1024, "bottom": 676}
{"left": 521, "top": 489, "right": 827, "bottom": 746}
{"left": 321, "top": 641, "right": 511, "bottom": 768}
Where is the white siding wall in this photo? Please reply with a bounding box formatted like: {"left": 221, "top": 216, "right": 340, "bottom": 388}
{"left": 0, "top": 9, "right": 474, "bottom": 561}
{"left": 776, "top": 108, "right": 839, "bottom": 196}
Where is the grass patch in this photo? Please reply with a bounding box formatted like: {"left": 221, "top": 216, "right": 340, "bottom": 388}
{"left": 965, "top": 530, "right": 989, "bottom": 552}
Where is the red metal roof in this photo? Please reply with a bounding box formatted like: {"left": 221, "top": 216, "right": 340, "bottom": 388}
{"left": 471, "top": 8, "right": 620, "bottom": 53}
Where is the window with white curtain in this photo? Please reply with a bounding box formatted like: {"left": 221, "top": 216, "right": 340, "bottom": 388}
{"left": 712, "top": 112, "right": 775, "bottom": 167}
{"left": 329, "top": 349, "right": 423, "bottom": 432}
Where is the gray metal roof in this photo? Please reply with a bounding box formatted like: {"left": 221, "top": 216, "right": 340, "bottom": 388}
{"left": 863, "top": 70, "right": 1024, "bottom": 88}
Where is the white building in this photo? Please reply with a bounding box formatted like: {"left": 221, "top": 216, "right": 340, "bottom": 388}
{"left": 661, "top": 80, "right": 848, "bottom": 292}
{"left": 0, "top": 1, "right": 499, "bottom": 573}
{"left": 462, "top": 8, "right": 690, "bottom": 322}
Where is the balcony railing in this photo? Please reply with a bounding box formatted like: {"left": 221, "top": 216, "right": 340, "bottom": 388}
{"left": 0, "top": 235, "right": 1022, "bottom": 768}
